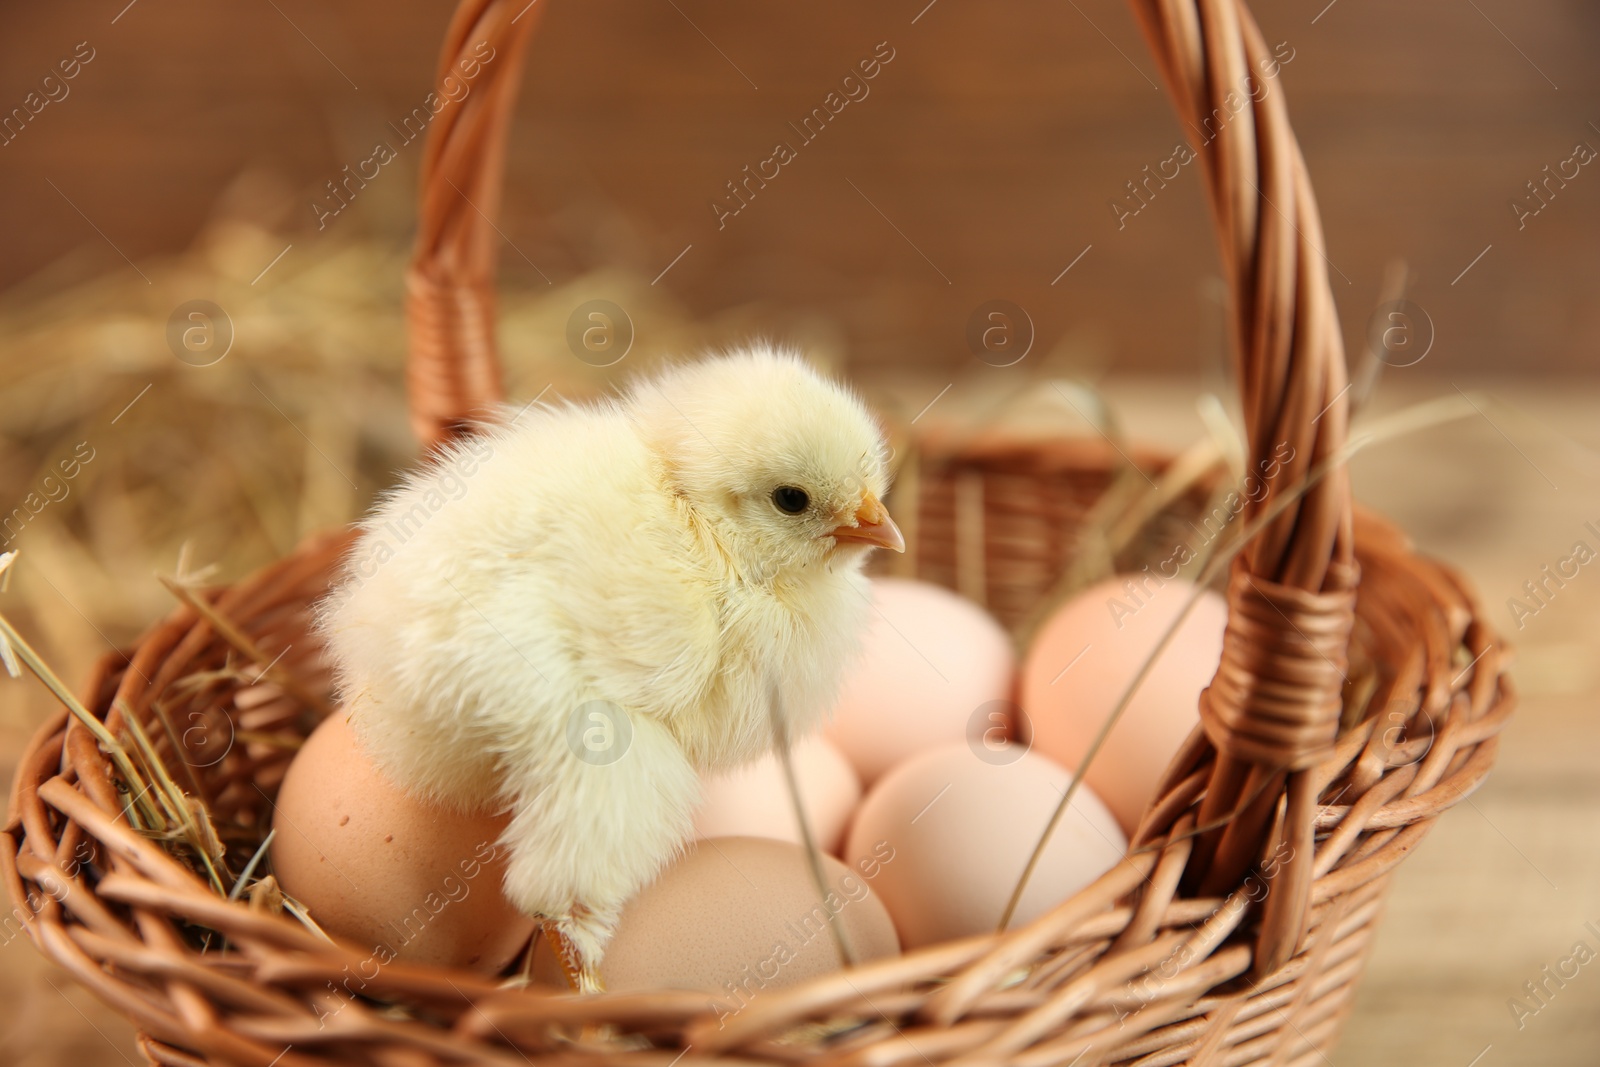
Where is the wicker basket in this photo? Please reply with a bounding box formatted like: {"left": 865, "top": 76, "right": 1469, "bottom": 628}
{"left": 3, "top": 1, "right": 1515, "bottom": 1064}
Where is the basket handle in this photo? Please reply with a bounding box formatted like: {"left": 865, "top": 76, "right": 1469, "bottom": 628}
{"left": 404, "top": 0, "right": 1356, "bottom": 976}
{"left": 1124, "top": 0, "right": 1357, "bottom": 975}
{"left": 404, "top": 0, "right": 542, "bottom": 446}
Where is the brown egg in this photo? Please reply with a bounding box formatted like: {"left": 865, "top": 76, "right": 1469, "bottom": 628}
{"left": 1020, "top": 576, "right": 1227, "bottom": 834}
{"left": 269, "top": 710, "right": 535, "bottom": 972}
{"left": 692, "top": 735, "right": 861, "bottom": 855}
{"left": 824, "top": 578, "right": 1016, "bottom": 785}
{"left": 843, "top": 743, "right": 1124, "bottom": 949}
{"left": 600, "top": 837, "right": 900, "bottom": 1002}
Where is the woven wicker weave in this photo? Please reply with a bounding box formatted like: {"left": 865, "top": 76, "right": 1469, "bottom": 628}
{"left": 3, "top": 2, "right": 1514, "bottom": 1064}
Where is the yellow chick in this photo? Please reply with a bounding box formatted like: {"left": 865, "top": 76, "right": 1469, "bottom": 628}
{"left": 318, "top": 348, "right": 902, "bottom": 989}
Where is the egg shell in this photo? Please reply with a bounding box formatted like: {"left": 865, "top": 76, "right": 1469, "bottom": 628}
{"left": 693, "top": 735, "right": 862, "bottom": 855}
{"left": 843, "top": 742, "right": 1124, "bottom": 950}
{"left": 270, "top": 711, "right": 535, "bottom": 972}
{"left": 824, "top": 578, "right": 1016, "bottom": 785}
{"left": 1020, "top": 576, "right": 1227, "bottom": 834}
{"left": 599, "top": 836, "right": 900, "bottom": 995}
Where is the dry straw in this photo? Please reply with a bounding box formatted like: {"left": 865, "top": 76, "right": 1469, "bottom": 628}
{"left": 2, "top": 1, "right": 1513, "bottom": 1065}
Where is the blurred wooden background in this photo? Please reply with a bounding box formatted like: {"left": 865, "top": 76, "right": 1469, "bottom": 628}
{"left": 0, "top": 0, "right": 1596, "bottom": 377}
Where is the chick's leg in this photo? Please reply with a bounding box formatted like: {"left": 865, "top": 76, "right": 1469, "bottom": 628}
{"left": 499, "top": 710, "right": 700, "bottom": 991}
{"left": 542, "top": 909, "right": 605, "bottom": 993}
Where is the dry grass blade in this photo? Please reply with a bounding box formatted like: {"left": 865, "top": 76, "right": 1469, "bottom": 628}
{"left": 1016, "top": 432, "right": 1230, "bottom": 647}
{"left": 247, "top": 873, "right": 285, "bottom": 913}
{"left": 767, "top": 677, "right": 858, "bottom": 967}
{"left": 280, "top": 896, "right": 337, "bottom": 944}
{"left": 1104, "top": 434, "right": 1224, "bottom": 553}
{"left": 157, "top": 573, "right": 331, "bottom": 717}
{"left": 0, "top": 599, "right": 164, "bottom": 828}
{"left": 113, "top": 705, "right": 191, "bottom": 828}
{"left": 0, "top": 553, "right": 20, "bottom": 677}
{"left": 146, "top": 696, "right": 209, "bottom": 800}
{"left": 113, "top": 698, "right": 234, "bottom": 894}
{"left": 229, "top": 828, "right": 277, "bottom": 902}
{"left": 0, "top": 554, "right": 241, "bottom": 897}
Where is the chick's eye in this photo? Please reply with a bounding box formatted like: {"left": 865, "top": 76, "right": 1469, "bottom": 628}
{"left": 771, "top": 486, "right": 810, "bottom": 515}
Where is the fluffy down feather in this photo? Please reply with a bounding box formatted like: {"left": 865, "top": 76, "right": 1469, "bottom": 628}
{"left": 317, "top": 347, "right": 899, "bottom": 984}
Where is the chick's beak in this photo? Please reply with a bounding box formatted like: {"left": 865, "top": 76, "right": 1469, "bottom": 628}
{"left": 828, "top": 492, "right": 906, "bottom": 553}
